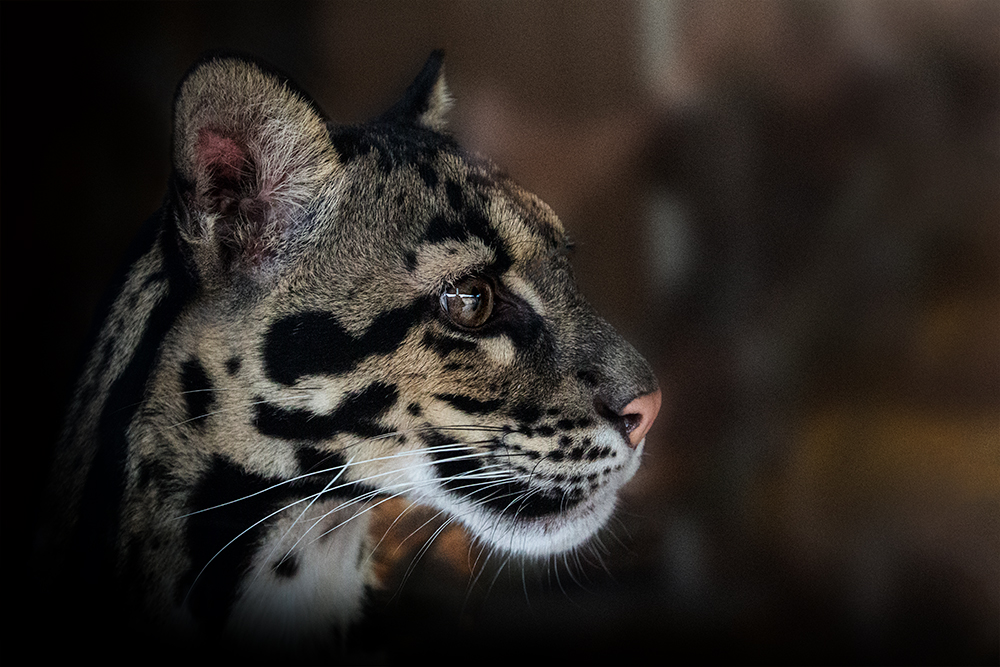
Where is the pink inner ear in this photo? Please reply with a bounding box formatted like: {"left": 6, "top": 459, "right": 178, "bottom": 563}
{"left": 196, "top": 129, "right": 247, "bottom": 181}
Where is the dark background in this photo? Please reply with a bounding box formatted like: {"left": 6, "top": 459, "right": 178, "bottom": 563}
{"left": 2, "top": 1, "right": 997, "bottom": 664}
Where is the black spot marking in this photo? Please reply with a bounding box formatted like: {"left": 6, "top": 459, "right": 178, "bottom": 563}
{"left": 294, "top": 445, "right": 343, "bottom": 478}
{"left": 423, "top": 431, "right": 579, "bottom": 519}
{"left": 181, "top": 359, "right": 215, "bottom": 428}
{"left": 556, "top": 419, "right": 576, "bottom": 431}
{"left": 136, "top": 458, "right": 170, "bottom": 492}
{"left": 256, "top": 382, "right": 399, "bottom": 441}
{"left": 183, "top": 456, "right": 276, "bottom": 628}
{"left": 424, "top": 431, "right": 483, "bottom": 492}
{"left": 330, "top": 127, "right": 370, "bottom": 163}
{"left": 546, "top": 408, "right": 562, "bottom": 416}
{"left": 404, "top": 250, "right": 418, "bottom": 271}
{"left": 273, "top": 555, "right": 299, "bottom": 579}
{"left": 570, "top": 447, "right": 586, "bottom": 461}
{"left": 548, "top": 450, "right": 565, "bottom": 462}
{"left": 407, "top": 402, "right": 423, "bottom": 417}
{"left": 181, "top": 446, "right": 378, "bottom": 626}
{"left": 509, "top": 403, "right": 542, "bottom": 425}
{"left": 435, "top": 393, "right": 504, "bottom": 415}
{"left": 264, "top": 303, "right": 423, "bottom": 385}
{"left": 445, "top": 179, "right": 464, "bottom": 212}
{"left": 225, "top": 356, "right": 242, "bottom": 375}
{"left": 466, "top": 209, "right": 512, "bottom": 274}
{"left": 558, "top": 435, "right": 573, "bottom": 448}
{"left": 330, "top": 118, "right": 456, "bottom": 177}
{"left": 417, "top": 162, "right": 438, "bottom": 189}
{"left": 535, "top": 425, "right": 556, "bottom": 437}
{"left": 422, "top": 330, "right": 477, "bottom": 357}
{"left": 425, "top": 213, "right": 469, "bottom": 245}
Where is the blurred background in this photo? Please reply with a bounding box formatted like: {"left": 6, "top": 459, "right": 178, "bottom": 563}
{"left": 2, "top": 1, "right": 997, "bottom": 663}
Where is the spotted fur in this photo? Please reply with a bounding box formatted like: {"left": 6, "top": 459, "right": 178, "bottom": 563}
{"left": 47, "top": 52, "right": 659, "bottom": 656}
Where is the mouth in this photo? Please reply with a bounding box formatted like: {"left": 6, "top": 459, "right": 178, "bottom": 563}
{"left": 442, "top": 479, "right": 622, "bottom": 558}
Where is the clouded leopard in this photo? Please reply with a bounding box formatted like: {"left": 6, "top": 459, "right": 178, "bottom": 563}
{"left": 47, "top": 51, "right": 661, "bottom": 657}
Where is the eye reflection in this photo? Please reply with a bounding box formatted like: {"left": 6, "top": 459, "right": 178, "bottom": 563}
{"left": 440, "top": 277, "right": 493, "bottom": 328}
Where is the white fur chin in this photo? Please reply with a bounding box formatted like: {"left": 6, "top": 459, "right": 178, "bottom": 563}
{"left": 457, "top": 484, "right": 620, "bottom": 558}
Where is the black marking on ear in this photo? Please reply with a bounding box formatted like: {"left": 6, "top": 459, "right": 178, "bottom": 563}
{"left": 273, "top": 555, "right": 299, "bottom": 579}
{"left": 377, "top": 49, "right": 446, "bottom": 127}
{"left": 181, "top": 359, "right": 215, "bottom": 429}
{"left": 256, "top": 382, "right": 399, "bottom": 441}
{"left": 435, "top": 393, "right": 504, "bottom": 415}
{"left": 422, "top": 330, "right": 477, "bottom": 357}
{"left": 264, "top": 303, "right": 423, "bottom": 385}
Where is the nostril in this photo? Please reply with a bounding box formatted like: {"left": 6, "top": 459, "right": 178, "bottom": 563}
{"left": 619, "top": 389, "right": 662, "bottom": 448}
{"left": 594, "top": 390, "right": 662, "bottom": 448}
{"left": 593, "top": 397, "right": 631, "bottom": 443}
{"left": 621, "top": 412, "right": 642, "bottom": 436}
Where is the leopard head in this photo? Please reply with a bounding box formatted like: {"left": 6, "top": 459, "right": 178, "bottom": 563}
{"left": 168, "top": 52, "right": 660, "bottom": 562}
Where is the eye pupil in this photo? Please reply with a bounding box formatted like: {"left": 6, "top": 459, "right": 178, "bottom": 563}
{"left": 441, "top": 277, "right": 493, "bottom": 328}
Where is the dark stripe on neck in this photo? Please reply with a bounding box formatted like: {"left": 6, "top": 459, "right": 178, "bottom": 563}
{"left": 70, "top": 206, "right": 196, "bottom": 591}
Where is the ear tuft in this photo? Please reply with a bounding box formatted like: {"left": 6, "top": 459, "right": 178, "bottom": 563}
{"left": 379, "top": 50, "right": 453, "bottom": 132}
{"left": 172, "top": 56, "right": 338, "bottom": 276}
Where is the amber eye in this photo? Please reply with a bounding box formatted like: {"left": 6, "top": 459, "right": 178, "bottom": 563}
{"left": 440, "top": 277, "right": 493, "bottom": 329}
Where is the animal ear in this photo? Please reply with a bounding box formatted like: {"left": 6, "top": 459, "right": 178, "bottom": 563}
{"left": 171, "top": 56, "right": 339, "bottom": 276}
{"left": 378, "top": 50, "right": 453, "bottom": 132}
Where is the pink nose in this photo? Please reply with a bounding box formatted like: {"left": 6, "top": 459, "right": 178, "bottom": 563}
{"left": 620, "top": 388, "right": 662, "bottom": 448}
